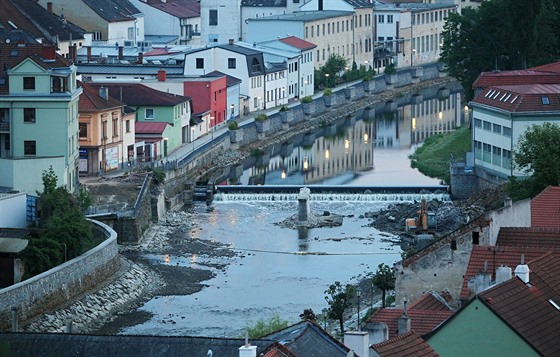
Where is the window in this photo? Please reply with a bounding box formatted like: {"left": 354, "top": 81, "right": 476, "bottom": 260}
{"left": 378, "top": 14, "right": 384, "bottom": 23}
{"left": 387, "top": 15, "right": 393, "bottom": 23}
{"left": 126, "top": 119, "right": 131, "bottom": 133}
{"left": 196, "top": 58, "right": 204, "bottom": 69}
{"left": 209, "top": 9, "right": 218, "bottom": 26}
{"left": 79, "top": 123, "right": 88, "bottom": 138}
{"left": 503, "top": 126, "right": 512, "bottom": 137}
{"left": 23, "top": 77, "right": 35, "bottom": 90}
{"left": 493, "top": 123, "right": 501, "bottom": 134}
{"left": 24, "top": 140, "right": 36, "bottom": 155}
{"left": 113, "top": 119, "right": 119, "bottom": 137}
{"left": 145, "top": 108, "right": 154, "bottom": 119}
{"left": 542, "top": 96, "right": 550, "bottom": 105}
{"left": 228, "top": 58, "right": 236, "bottom": 69}
{"left": 483, "top": 121, "right": 491, "bottom": 131}
{"left": 24, "top": 108, "right": 36, "bottom": 123}
{"left": 52, "top": 76, "right": 67, "bottom": 93}
{"left": 493, "top": 146, "right": 502, "bottom": 166}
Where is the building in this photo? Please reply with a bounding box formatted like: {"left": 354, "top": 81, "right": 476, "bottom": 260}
{"left": 129, "top": 0, "right": 201, "bottom": 46}
{"left": 36, "top": 0, "right": 145, "bottom": 47}
{"left": 246, "top": 9, "right": 373, "bottom": 70}
{"left": 78, "top": 82, "right": 132, "bottom": 175}
{"left": 0, "top": 0, "right": 86, "bottom": 59}
{"left": 0, "top": 43, "right": 83, "bottom": 194}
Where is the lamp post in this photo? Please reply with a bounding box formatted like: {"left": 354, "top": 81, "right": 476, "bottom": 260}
{"left": 322, "top": 308, "right": 328, "bottom": 329}
{"left": 357, "top": 287, "right": 362, "bottom": 331}
{"left": 303, "top": 80, "right": 307, "bottom": 97}
{"left": 210, "top": 116, "right": 214, "bottom": 141}
{"left": 325, "top": 73, "right": 330, "bottom": 88}
{"left": 370, "top": 279, "right": 374, "bottom": 311}
{"left": 364, "top": 60, "right": 369, "bottom": 71}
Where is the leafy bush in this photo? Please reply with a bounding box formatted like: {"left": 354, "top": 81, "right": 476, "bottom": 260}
{"left": 244, "top": 314, "right": 289, "bottom": 338}
{"left": 255, "top": 113, "right": 268, "bottom": 122}
{"left": 301, "top": 96, "right": 313, "bottom": 103}
{"left": 363, "top": 74, "right": 372, "bottom": 81}
{"left": 384, "top": 63, "right": 397, "bottom": 75}
{"left": 323, "top": 88, "right": 333, "bottom": 96}
{"left": 279, "top": 105, "right": 290, "bottom": 112}
{"left": 150, "top": 167, "right": 166, "bottom": 185}
{"left": 228, "top": 120, "right": 239, "bottom": 130}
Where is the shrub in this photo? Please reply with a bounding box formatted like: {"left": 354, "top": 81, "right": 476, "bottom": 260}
{"left": 255, "top": 113, "right": 268, "bottom": 122}
{"left": 228, "top": 120, "right": 239, "bottom": 130}
{"left": 384, "top": 63, "right": 397, "bottom": 75}
{"left": 279, "top": 105, "right": 290, "bottom": 112}
{"left": 150, "top": 167, "right": 165, "bottom": 185}
{"left": 301, "top": 95, "right": 313, "bottom": 103}
{"left": 323, "top": 88, "right": 333, "bottom": 96}
{"left": 363, "top": 74, "right": 372, "bottom": 81}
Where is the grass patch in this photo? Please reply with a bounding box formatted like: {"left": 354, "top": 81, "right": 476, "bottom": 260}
{"left": 409, "top": 125, "right": 471, "bottom": 183}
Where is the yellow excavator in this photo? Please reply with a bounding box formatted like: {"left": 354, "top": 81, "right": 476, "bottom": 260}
{"left": 405, "top": 198, "right": 437, "bottom": 233}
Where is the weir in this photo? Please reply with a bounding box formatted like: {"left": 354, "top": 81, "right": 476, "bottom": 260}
{"left": 213, "top": 185, "right": 450, "bottom": 202}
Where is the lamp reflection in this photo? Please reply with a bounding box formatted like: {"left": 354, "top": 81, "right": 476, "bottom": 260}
{"left": 325, "top": 148, "right": 330, "bottom": 160}
{"left": 281, "top": 170, "right": 286, "bottom": 179}
{"left": 412, "top": 117, "right": 416, "bottom": 130}
{"left": 363, "top": 132, "right": 369, "bottom": 144}
{"left": 303, "top": 157, "right": 309, "bottom": 170}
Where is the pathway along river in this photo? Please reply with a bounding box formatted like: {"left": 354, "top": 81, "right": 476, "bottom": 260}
{"left": 97, "top": 84, "right": 465, "bottom": 338}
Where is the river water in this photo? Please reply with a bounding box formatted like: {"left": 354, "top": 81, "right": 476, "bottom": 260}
{"left": 119, "top": 85, "right": 465, "bottom": 338}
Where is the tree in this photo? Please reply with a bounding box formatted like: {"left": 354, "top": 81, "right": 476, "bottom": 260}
{"left": 440, "top": 0, "right": 560, "bottom": 100}
{"left": 324, "top": 281, "right": 355, "bottom": 333}
{"left": 244, "top": 314, "right": 289, "bottom": 338}
{"left": 316, "top": 54, "right": 347, "bottom": 89}
{"left": 372, "top": 263, "right": 396, "bottom": 308}
{"left": 510, "top": 122, "right": 560, "bottom": 198}
{"left": 299, "top": 308, "right": 317, "bottom": 321}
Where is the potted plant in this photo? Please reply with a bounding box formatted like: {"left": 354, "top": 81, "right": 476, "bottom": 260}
{"left": 323, "top": 88, "right": 336, "bottom": 107}
{"left": 363, "top": 73, "right": 375, "bottom": 92}
{"left": 384, "top": 63, "right": 398, "bottom": 85}
{"left": 301, "top": 96, "right": 315, "bottom": 115}
{"left": 228, "top": 120, "right": 243, "bottom": 143}
{"left": 279, "top": 105, "right": 293, "bottom": 124}
{"left": 255, "top": 113, "right": 270, "bottom": 133}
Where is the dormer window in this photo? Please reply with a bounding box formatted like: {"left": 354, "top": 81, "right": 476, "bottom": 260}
{"left": 51, "top": 76, "right": 68, "bottom": 93}
{"left": 542, "top": 96, "right": 550, "bottom": 105}
{"left": 23, "top": 77, "right": 35, "bottom": 90}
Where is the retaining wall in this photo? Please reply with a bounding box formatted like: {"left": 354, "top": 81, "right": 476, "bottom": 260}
{"left": 0, "top": 220, "right": 119, "bottom": 331}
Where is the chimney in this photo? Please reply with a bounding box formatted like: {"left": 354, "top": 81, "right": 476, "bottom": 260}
{"left": 369, "top": 322, "right": 389, "bottom": 344}
{"left": 495, "top": 265, "right": 512, "bottom": 285}
{"left": 397, "top": 300, "right": 410, "bottom": 335}
{"left": 87, "top": 46, "right": 92, "bottom": 62}
{"left": 239, "top": 332, "right": 257, "bottom": 357}
{"left": 344, "top": 331, "right": 369, "bottom": 357}
{"left": 118, "top": 46, "right": 124, "bottom": 60}
{"left": 138, "top": 52, "right": 144, "bottom": 64}
{"left": 47, "top": 2, "right": 53, "bottom": 13}
{"left": 157, "top": 69, "right": 167, "bottom": 82}
{"left": 99, "top": 86, "right": 109, "bottom": 101}
{"left": 515, "top": 255, "right": 530, "bottom": 283}
{"left": 41, "top": 45, "right": 56, "bottom": 61}
{"left": 70, "top": 44, "right": 77, "bottom": 64}
{"left": 318, "top": 0, "right": 323, "bottom": 11}
{"left": 504, "top": 197, "right": 512, "bottom": 208}
{"left": 229, "top": 38, "right": 234, "bottom": 45}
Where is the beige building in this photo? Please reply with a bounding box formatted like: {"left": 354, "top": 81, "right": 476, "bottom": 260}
{"left": 246, "top": 9, "right": 373, "bottom": 70}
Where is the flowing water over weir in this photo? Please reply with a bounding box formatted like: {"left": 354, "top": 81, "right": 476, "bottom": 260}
{"left": 214, "top": 185, "right": 451, "bottom": 202}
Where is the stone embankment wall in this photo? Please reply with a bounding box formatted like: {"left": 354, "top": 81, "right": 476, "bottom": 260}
{"left": 0, "top": 220, "right": 119, "bottom": 331}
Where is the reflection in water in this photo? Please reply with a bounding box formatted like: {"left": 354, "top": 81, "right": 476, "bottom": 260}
{"left": 297, "top": 227, "right": 309, "bottom": 251}
{"left": 226, "top": 88, "right": 464, "bottom": 186}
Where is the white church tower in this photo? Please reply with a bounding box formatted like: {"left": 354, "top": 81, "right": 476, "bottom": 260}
{"left": 200, "top": 0, "right": 242, "bottom": 46}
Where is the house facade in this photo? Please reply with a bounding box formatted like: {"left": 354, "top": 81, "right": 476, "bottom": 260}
{"left": 36, "top": 0, "right": 145, "bottom": 47}
{"left": 0, "top": 44, "right": 82, "bottom": 194}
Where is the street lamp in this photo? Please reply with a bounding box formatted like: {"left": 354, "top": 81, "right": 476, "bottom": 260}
{"left": 322, "top": 308, "right": 328, "bottom": 329}
{"left": 210, "top": 116, "right": 215, "bottom": 141}
{"left": 357, "top": 287, "right": 362, "bottom": 331}
{"left": 325, "top": 73, "right": 330, "bottom": 88}
{"left": 303, "top": 80, "right": 308, "bottom": 97}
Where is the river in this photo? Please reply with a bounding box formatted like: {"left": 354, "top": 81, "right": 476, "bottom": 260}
{"left": 117, "top": 85, "right": 465, "bottom": 338}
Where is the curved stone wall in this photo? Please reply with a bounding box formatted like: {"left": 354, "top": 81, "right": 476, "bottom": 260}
{"left": 0, "top": 220, "right": 119, "bottom": 331}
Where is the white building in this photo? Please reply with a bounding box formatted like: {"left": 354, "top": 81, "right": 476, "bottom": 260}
{"left": 129, "top": 0, "right": 201, "bottom": 46}
{"left": 470, "top": 84, "right": 560, "bottom": 181}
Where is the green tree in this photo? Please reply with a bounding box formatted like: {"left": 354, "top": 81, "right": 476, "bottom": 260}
{"left": 244, "top": 314, "right": 289, "bottom": 338}
{"left": 299, "top": 308, "right": 316, "bottom": 321}
{"left": 316, "top": 54, "right": 347, "bottom": 89}
{"left": 440, "top": 0, "right": 560, "bottom": 100}
{"left": 324, "top": 281, "right": 355, "bottom": 333}
{"left": 372, "top": 263, "right": 396, "bottom": 308}
{"left": 510, "top": 122, "right": 560, "bottom": 198}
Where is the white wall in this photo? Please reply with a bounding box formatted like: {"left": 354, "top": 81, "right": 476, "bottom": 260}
{"left": 0, "top": 193, "right": 27, "bottom": 228}
{"left": 0, "top": 157, "right": 66, "bottom": 195}
{"left": 108, "top": 18, "right": 145, "bottom": 46}
{"left": 200, "top": 0, "right": 242, "bottom": 45}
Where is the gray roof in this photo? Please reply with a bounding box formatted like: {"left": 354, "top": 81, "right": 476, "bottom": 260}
{"left": 242, "top": 0, "right": 287, "bottom": 6}
{"left": 202, "top": 71, "right": 243, "bottom": 87}
{"left": 0, "top": 333, "right": 275, "bottom": 357}
{"left": 248, "top": 10, "right": 354, "bottom": 22}
{"left": 216, "top": 43, "right": 262, "bottom": 56}
{"left": 77, "top": 64, "right": 184, "bottom": 76}
{"left": 82, "top": 0, "right": 141, "bottom": 21}
{"left": 0, "top": 238, "right": 28, "bottom": 254}
{"left": 341, "top": 0, "right": 375, "bottom": 8}
{"left": 401, "top": 1, "right": 457, "bottom": 12}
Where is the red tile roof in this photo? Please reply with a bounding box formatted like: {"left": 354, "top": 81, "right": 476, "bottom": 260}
{"left": 409, "top": 291, "right": 453, "bottom": 312}
{"left": 526, "top": 252, "right": 560, "bottom": 300}
{"left": 531, "top": 186, "right": 560, "bottom": 227}
{"left": 479, "top": 268, "right": 560, "bottom": 357}
{"left": 471, "top": 84, "right": 560, "bottom": 113}
{"left": 371, "top": 330, "right": 439, "bottom": 357}
{"left": 459, "top": 245, "right": 557, "bottom": 301}
{"left": 496, "top": 227, "right": 560, "bottom": 248}
{"left": 528, "top": 62, "right": 560, "bottom": 74}
{"left": 279, "top": 36, "right": 317, "bottom": 50}
{"left": 472, "top": 70, "right": 560, "bottom": 90}
{"left": 79, "top": 82, "right": 125, "bottom": 111}
{"left": 143, "top": 0, "right": 200, "bottom": 18}
{"left": 135, "top": 121, "right": 167, "bottom": 134}
{"left": 368, "top": 309, "right": 453, "bottom": 339}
